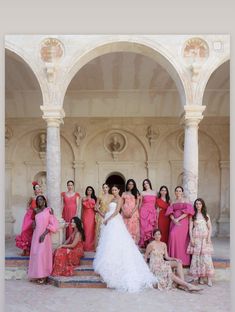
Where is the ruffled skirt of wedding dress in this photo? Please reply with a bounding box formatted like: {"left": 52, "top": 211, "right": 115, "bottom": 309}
{"left": 93, "top": 213, "right": 158, "bottom": 293}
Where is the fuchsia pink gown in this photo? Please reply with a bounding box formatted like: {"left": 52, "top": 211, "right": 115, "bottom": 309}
{"left": 28, "top": 207, "right": 59, "bottom": 279}
{"left": 139, "top": 194, "right": 157, "bottom": 248}
{"left": 165, "top": 202, "right": 194, "bottom": 265}
{"left": 15, "top": 198, "right": 36, "bottom": 253}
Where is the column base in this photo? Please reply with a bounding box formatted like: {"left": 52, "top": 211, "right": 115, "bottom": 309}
{"left": 51, "top": 217, "right": 66, "bottom": 249}
{"left": 217, "top": 216, "right": 230, "bottom": 237}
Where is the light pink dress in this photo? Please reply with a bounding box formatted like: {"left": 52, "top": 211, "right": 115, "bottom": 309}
{"left": 28, "top": 207, "right": 59, "bottom": 279}
{"left": 121, "top": 193, "right": 140, "bottom": 244}
{"left": 139, "top": 194, "right": 157, "bottom": 248}
{"left": 165, "top": 202, "right": 194, "bottom": 265}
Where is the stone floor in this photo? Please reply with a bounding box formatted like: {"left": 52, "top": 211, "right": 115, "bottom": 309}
{"left": 5, "top": 280, "right": 230, "bottom": 312}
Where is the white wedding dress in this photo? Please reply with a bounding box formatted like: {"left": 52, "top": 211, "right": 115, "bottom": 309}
{"left": 93, "top": 201, "right": 158, "bottom": 292}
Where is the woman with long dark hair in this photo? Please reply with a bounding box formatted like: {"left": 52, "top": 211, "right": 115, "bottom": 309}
{"left": 156, "top": 185, "right": 171, "bottom": 244}
{"left": 16, "top": 181, "right": 42, "bottom": 256}
{"left": 165, "top": 186, "right": 194, "bottom": 265}
{"left": 28, "top": 195, "right": 59, "bottom": 284}
{"left": 52, "top": 216, "right": 85, "bottom": 276}
{"left": 81, "top": 186, "right": 97, "bottom": 251}
{"left": 95, "top": 183, "right": 113, "bottom": 248}
{"left": 121, "top": 179, "right": 140, "bottom": 244}
{"left": 61, "top": 180, "right": 80, "bottom": 239}
{"left": 187, "top": 198, "right": 214, "bottom": 286}
{"left": 139, "top": 179, "right": 157, "bottom": 248}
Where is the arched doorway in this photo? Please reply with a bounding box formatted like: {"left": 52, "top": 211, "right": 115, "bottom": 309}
{"left": 106, "top": 173, "right": 125, "bottom": 195}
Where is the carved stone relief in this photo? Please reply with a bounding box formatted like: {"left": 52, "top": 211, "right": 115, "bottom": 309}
{"left": 104, "top": 131, "right": 127, "bottom": 160}
{"left": 73, "top": 125, "right": 86, "bottom": 147}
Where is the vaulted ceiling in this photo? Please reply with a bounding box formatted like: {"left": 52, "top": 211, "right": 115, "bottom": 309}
{"left": 5, "top": 49, "right": 229, "bottom": 118}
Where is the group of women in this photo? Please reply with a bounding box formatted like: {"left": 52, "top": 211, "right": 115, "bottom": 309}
{"left": 15, "top": 178, "right": 214, "bottom": 291}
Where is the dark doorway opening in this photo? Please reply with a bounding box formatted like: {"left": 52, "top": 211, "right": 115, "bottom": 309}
{"left": 106, "top": 173, "right": 125, "bottom": 195}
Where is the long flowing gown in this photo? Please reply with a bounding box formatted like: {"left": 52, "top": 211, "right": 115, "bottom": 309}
{"left": 156, "top": 198, "right": 170, "bottom": 244}
{"left": 165, "top": 202, "right": 194, "bottom": 265}
{"left": 139, "top": 194, "right": 157, "bottom": 248}
{"left": 82, "top": 198, "right": 96, "bottom": 251}
{"left": 93, "top": 202, "right": 157, "bottom": 293}
{"left": 121, "top": 193, "right": 140, "bottom": 244}
{"left": 51, "top": 232, "right": 84, "bottom": 276}
{"left": 95, "top": 194, "right": 113, "bottom": 248}
{"left": 28, "top": 207, "right": 59, "bottom": 279}
{"left": 187, "top": 214, "right": 214, "bottom": 278}
{"left": 149, "top": 242, "right": 173, "bottom": 290}
{"left": 62, "top": 192, "right": 80, "bottom": 239}
{"left": 15, "top": 198, "right": 36, "bottom": 252}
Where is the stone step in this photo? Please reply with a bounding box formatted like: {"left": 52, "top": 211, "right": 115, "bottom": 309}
{"left": 48, "top": 275, "right": 106, "bottom": 288}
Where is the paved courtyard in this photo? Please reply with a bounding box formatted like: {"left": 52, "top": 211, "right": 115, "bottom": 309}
{"left": 5, "top": 280, "right": 230, "bottom": 312}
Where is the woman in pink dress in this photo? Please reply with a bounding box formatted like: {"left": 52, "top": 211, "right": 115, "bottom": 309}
{"left": 28, "top": 195, "right": 59, "bottom": 284}
{"left": 121, "top": 179, "right": 140, "bottom": 244}
{"left": 15, "top": 181, "right": 42, "bottom": 256}
{"left": 52, "top": 217, "right": 85, "bottom": 276}
{"left": 156, "top": 185, "right": 171, "bottom": 244}
{"left": 139, "top": 179, "right": 157, "bottom": 248}
{"left": 61, "top": 180, "right": 80, "bottom": 239}
{"left": 165, "top": 186, "right": 194, "bottom": 266}
{"left": 81, "top": 186, "right": 97, "bottom": 251}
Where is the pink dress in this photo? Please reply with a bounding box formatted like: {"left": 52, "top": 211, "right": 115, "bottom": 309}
{"left": 165, "top": 202, "right": 194, "bottom": 265}
{"left": 82, "top": 198, "right": 96, "bottom": 251}
{"left": 15, "top": 198, "right": 36, "bottom": 252}
{"left": 28, "top": 207, "right": 59, "bottom": 279}
{"left": 121, "top": 193, "right": 140, "bottom": 244}
{"left": 62, "top": 192, "right": 80, "bottom": 239}
{"left": 139, "top": 194, "right": 157, "bottom": 248}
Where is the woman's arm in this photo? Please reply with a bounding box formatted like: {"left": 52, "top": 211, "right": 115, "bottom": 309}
{"left": 103, "top": 198, "right": 123, "bottom": 225}
{"left": 206, "top": 215, "right": 212, "bottom": 243}
{"left": 144, "top": 243, "right": 152, "bottom": 262}
{"left": 175, "top": 213, "right": 188, "bottom": 223}
{"left": 76, "top": 195, "right": 80, "bottom": 216}
{"left": 163, "top": 244, "right": 181, "bottom": 262}
{"left": 61, "top": 232, "right": 82, "bottom": 249}
{"left": 132, "top": 195, "right": 140, "bottom": 216}
{"left": 138, "top": 194, "right": 143, "bottom": 210}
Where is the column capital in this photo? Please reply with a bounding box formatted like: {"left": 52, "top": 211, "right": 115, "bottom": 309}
{"left": 181, "top": 105, "right": 206, "bottom": 127}
{"left": 40, "top": 106, "right": 65, "bottom": 127}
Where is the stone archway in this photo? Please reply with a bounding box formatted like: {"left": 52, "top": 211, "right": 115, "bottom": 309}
{"left": 106, "top": 172, "right": 125, "bottom": 195}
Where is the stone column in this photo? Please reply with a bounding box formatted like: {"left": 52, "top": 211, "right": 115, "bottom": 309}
{"left": 182, "top": 105, "right": 206, "bottom": 202}
{"left": 5, "top": 162, "right": 15, "bottom": 238}
{"left": 217, "top": 160, "right": 230, "bottom": 237}
{"left": 41, "top": 106, "right": 65, "bottom": 247}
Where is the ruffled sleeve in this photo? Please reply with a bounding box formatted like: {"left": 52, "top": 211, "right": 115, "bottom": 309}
{"left": 182, "top": 203, "right": 195, "bottom": 216}
{"left": 47, "top": 208, "right": 59, "bottom": 233}
{"left": 165, "top": 204, "right": 174, "bottom": 216}
{"left": 75, "top": 192, "right": 80, "bottom": 199}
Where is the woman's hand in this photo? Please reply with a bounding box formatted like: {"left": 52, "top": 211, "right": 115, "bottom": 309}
{"left": 103, "top": 219, "right": 108, "bottom": 226}
{"left": 32, "top": 221, "right": 36, "bottom": 230}
{"left": 172, "top": 218, "right": 180, "bottom": 225}
{"left": 39, "top": 233, "right": 46, "bottom": 243}
{"left": 206, "top": 236, "right": 211, "bottom": 244}
{"left": 190, "top": 238, "right": 195, "bottom": 247}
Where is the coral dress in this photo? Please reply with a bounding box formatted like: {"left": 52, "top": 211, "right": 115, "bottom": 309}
{"left": 149, "top": 242, "right": 173, "bottom": 290}
{"left": 62, "top": 192, "right": 80, "bottom": 239}
{"left": 121, "top": 193, "right": 140, "bottom": 244}
{"left": 165, "top": 202, "right": 194, "bottom": 265}
{"left": 52, "top": 232, "right": 84, "bottom": 276}
{"left": 28, "top": 207, "right": 59, "bottom": 279}
{"left": 15, "top": 198, "right": 36, "bottom": 252}
{"left": 95, "top": 194, "right": 113, "bottom": 248}
{"left": 139, "top": 194, "right": 157, "bottom": 248}
{"left": 82, "top": 198, "right": 96, "bottom": 251}
{"left": 187, "top": 214, "right": 214, "bottom": 278}
{"left": 156, "top": 198, "right": 170, "bottom": 244}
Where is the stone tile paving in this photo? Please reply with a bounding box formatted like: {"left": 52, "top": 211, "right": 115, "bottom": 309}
{"left": 5, "top": 280, "right": 230, "bottom": 312}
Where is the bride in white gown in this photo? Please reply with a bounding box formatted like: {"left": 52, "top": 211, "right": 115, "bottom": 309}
{"left": 93, "top": 185, "right": 158, "bottom": 293}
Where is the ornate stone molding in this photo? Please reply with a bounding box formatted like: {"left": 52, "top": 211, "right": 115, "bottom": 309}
{"left": 40, "top": 38, "right": 64, "bottom": 83}
{"left": 40, "top": 106, "right": 65, "bottom": 127}
{"left": 104, "top": 131, "right": 127, "bottom": 161}
{"left": 183, "top": 37, "right": 209, "bottom": 82}
{"left": 73, "top": 125, "right": 86, "bottom": 147}
{"left": 182, "top": 105, "right": 206, "bottom": 127}
{"left": 32, "top": 132, "right": 47, "bottom": 159}
{"left": 146, "top": 125, "right": 159, "bottom": 147}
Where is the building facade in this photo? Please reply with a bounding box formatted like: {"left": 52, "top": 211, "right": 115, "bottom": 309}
{"left": 5, "top": 35, "right": 230, "bottom": 242}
